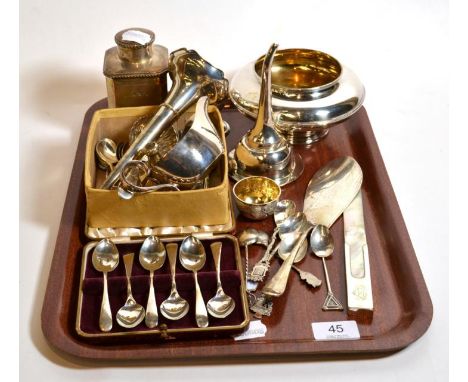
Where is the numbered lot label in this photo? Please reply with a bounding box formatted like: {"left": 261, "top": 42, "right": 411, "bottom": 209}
{"left": 311, "top": 320, "right": 360, "bottom": 341}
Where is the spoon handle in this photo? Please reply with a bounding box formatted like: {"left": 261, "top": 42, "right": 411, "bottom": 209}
{"left": 99, "top": 271, "right": 113, "bottom": 332}
{"left": 210, "top": 242, "right": 223, "bottom": 288}
{"left": 145, "top": 271, "right": 158, "bottom": 328}
{"left": 166, "top": 243, "right": 178, "bottom": 291}
{"left": 123, "top": 253, "right": 135, "bottom": 297}
{"left": 194, "top": 271, "right": 209, "bottom": 328}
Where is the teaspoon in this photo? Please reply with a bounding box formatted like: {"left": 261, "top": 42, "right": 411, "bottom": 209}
{"left": 116, "top": 253, "right": 145, "bottom": 328}
{"left": 95, "top": 138, "right": 118, "bottom": 171}
{"left": 309, "top": 224, "right": 343, "bottom": 310}
{"left": 91, "top": 239, "right": 119, "bottom": 332}
{"left": 206, "top": 242, "right": 235, "bottom": 318}
{"left": 160, "top": 243, "right": 189, "bottom": 320}
{"left": 179, "top": 235, "right": 209, "bottom": 328}
{"left": 139, "top": 236, "right": 166, "bottom": 328}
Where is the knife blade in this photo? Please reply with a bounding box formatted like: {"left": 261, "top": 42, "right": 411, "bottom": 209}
{"left": 343, "top": 190, "right": 373, "bottom": 311}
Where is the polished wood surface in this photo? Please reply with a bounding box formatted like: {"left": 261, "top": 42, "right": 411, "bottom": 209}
{"left": 41, "top": 99, "right": 432, "bottom": 362}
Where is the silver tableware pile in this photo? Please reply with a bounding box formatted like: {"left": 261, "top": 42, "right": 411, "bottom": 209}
{"left": 95, "top": 48, "right": 229, "bottom": 199}
{"left": 237, "top": 156, "right": 374, "bottom": 317}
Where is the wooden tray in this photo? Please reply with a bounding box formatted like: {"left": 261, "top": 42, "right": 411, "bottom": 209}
{"left": 41, "top": 99, "right": 432, "bottom": 362}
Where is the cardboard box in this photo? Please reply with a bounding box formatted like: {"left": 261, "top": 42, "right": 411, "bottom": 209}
{"left": 84, "top": 104, "right": 234, "bottom": 238}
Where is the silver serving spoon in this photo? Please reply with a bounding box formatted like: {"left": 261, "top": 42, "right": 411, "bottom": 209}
{"left": 206, "top": 242, "right": 235, "bottom": 318}
{"left": 95, "top": 138, "right": 118, "bottom": 171}
{"left": 179, "top": 235, "right": 209, "bottom": 328}
{"left": 160, "top": 243, "right": 189, "bottom": 320}
{"left": 91, "top": 239, "right": 119, "bottom": 332}
{"left": 309, "top": 224, "right": 343, "bottom": 310}
{"left": 139, "top": 236, "right": 166, "bottom": 328}
{"left": 116, "top": 253, "right": 145, "bottom": 328}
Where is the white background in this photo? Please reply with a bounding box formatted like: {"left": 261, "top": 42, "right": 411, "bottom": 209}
{"left": 19, "top": 0, "right": 450, "bottom": 381}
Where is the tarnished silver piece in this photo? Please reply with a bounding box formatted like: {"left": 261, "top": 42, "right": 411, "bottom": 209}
{"left": 206, "top": 242, "right": 236, "bottom": 318}
{"left": 250, "top": 294, "right": 273, "bottom": 317}
{"left": 91, "top": 239, "right": 119, "bottom": 332}
{"left": 291, "top": 265, "right": 322, "bottom": 288}
{"left": 250, "top": 228, "right": 279, "bottom": 282}
{"left": 179, "top": 235, "right": 209, "bottom": 328}
{"left": 101, "top": 48, "right": 228, "bottom": 189}
{"left": 116, "top": 253, "right": 146, "bottom": 328}
{"left": 344, "top": 191, "right": 373, "bottom": 311}
{"left": 228, "top": 43, "right": 303, "bottom": 186}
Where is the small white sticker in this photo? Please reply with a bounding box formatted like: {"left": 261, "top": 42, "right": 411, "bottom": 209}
{"left": 233, "top": 320, "right": 267, "bottom": 341}
{"left": 122, "top": 30, "right": 151, "bottom": 45}
{"left": 311, "top": 320, "right": 360, "bottom": 341}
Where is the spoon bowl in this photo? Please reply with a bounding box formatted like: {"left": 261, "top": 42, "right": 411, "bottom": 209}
{"left": 179, "top": 235, "right": 206, "bottom": 271}
{"left": 206, "top": 242, "right": 235, "bottom": 318}
{"left": 277, "top": 233, "right": 308, "bottom": 262}
{"left": 255, "top": 230, "right": 270, "bottom": 247}
{"left": 160, "top": 243, "right": 189, "bottom": 321}
{"left": 116, "top": 298, "right": 146, "bottom": 328}
{"left": 95, "top": 138, "right": 118, "bottom": 171}
{"left": 274, "top": 199, "right": 296, "bottom": 226}
{"left": 139, "top": 236, "right": 166, "bottom": 271}
{"left": 238, "top": 228, "right": 260, "bottom": 247}
{"left": 92, "top": 239, "right": 119, "bottom": 273}
{"left": 309, "top": 225, "right": 334, "bottom": 257}
{"left": 116, "top": 253, "right": 145, "bottom": 328}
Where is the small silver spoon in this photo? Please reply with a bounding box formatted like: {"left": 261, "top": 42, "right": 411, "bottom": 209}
{"left": 95, "top": 138, "right": 118, "bottom": 171}
{"left": 277, "top": 212, "right": 308, "bottom": 260}
{"left": 310, "top": 224, "right": 343, "bottom": 311}
{"left": 179, "top": 235, "right": 209, "bottom": 328}
{"left": 206, "top": 242, "right": 235, "bottom": 318}
{"left": 139, "top": 236, "right": 166, "bottom": 328}
{"left": 116, "top": 253, "right": 145, "bottom": 328}
{"left": 91, "top": 239, "right": 119, "bottom": 332}
{"left": 274, "top": 199, "right": 296, "bottom": 226}
{"left": 160, "top": 243, "right": 189, "bottom": 320}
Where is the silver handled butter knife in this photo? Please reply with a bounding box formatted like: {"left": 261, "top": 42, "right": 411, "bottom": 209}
{"left": 344, "top": 190, "right": 373, "bottom": 311}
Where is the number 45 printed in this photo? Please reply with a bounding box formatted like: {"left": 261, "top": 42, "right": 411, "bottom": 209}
{"left": 312, "top": 321, "right": 360, "bottom": 341}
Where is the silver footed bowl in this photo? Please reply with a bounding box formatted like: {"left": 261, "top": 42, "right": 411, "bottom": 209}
{"left": 229, "top": 48, "right": 365, "bottom": 145}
